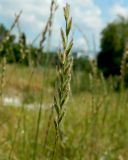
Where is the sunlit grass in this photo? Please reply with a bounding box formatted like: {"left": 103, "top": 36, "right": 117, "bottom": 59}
{"left": 1, "top": 87, "right": 128, "bottom": 159}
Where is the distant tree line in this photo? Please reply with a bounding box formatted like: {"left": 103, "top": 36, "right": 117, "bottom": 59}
{"left": 1, "top": 15, "right": 128, "bottom": 78}
{"left": 0, "top": 24, "right": 57, "bottom": 66}
{"left": 0, "top": 24, "right": 91, "bottom": 72}
{"left": 97, "top": 16, "right": 128, "bottom": 77}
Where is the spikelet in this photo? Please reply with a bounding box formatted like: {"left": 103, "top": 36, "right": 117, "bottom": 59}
{"left": 0, "top": 57, "right": 6, "bottom": 106}
{"left": 54, "top": 3, "right": 73, "bottom": 130}
{"left": 120, "top": 39, "right": 128, "bottom": 89}
{"left": 52, "top": 3, "right": 73, "bottom": 159}
{"left": 36, "top": 0, "right": 58, "bottom": 66}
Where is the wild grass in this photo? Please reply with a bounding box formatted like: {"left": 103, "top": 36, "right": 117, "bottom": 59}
{"left": 1, "top": 2, "right": 128, "bottom": 160}
{"left": 1, "top": 84, "right": 128, "bottom": 159}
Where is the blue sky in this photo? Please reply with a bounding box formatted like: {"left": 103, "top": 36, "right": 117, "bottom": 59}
{"left": 0, "top": 0, "right": 128, "bottom": 57}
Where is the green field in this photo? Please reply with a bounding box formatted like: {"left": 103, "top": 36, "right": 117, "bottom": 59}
{"left": 0, "top": 64, "right": 128, "bottom": 160}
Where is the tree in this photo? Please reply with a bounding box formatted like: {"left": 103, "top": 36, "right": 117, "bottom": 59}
{"left": 0, "top": 24, "right": 8, "bottom": 42}
{"left": 97, "top": 16, "right": 128, "bottom": 77}
{"left": 0, "top": 24, "right": 16, "bottom": 62}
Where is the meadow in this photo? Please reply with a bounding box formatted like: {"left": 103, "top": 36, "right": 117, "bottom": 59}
{"left": 0, "top": 62, "right": 128, "bottom": 160}
{"left": 0, "top": 2, "right": 128, "bottom": 160}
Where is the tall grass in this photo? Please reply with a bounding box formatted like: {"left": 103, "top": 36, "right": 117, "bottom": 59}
{"left": 51, "top": 3, "right": 73, "bottom": 159}
{"left": 0, "top": 57, "right": 6, "bottom": 106}
{"left": 1, "top": 1, "right": 128, "bottom": 160}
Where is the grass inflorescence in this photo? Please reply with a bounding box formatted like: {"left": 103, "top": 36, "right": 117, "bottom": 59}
{"left": 1, "top": 1, "right": 128, "bottom": 160}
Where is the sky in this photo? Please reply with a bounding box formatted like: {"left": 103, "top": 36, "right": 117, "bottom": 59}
{"left": 0, "top": 0, "right": 128, "bottom": 57}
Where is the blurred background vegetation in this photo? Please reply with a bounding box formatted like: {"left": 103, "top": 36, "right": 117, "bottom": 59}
{"left": 1, "top": 15, "right": 128, "bottom": 91}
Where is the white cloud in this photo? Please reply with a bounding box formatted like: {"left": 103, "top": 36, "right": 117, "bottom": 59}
{"left": 63, "top": 0, "right": 103, "bottom": 31}
{"left": 75, "top": 37, "right": 88, "bottom": 51}
{"left": 0, "top": 0, "right": 103, "bottom": 51}
{"left": 111, "top": 3, "right": 128, "bottom": 18}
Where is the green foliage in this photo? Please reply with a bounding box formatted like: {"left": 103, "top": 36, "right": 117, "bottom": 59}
{"left": 0, "top": 23, "right": 91, "bottom": 74}
{"left": 98, "top": 16, "right": 128, "bottom": 77}
{"left": 0, "top": 24, "right": 7, "bottom": 38}
{"left": 73, "top": 57, "right": 91, "bottom": 71}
